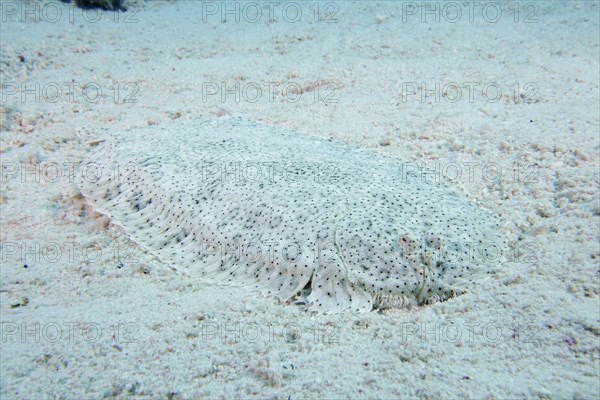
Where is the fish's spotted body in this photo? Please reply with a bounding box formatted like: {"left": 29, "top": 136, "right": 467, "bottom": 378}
{"left": 78, "top": 118, "right": 506, "bottom": 313}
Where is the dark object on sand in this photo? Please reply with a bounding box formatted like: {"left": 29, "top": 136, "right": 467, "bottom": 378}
{"left": 61, "top": 0, "right": 128, "bottom": 12}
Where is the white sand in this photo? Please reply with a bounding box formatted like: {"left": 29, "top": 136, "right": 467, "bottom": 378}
{"left": 1, "top": 1, "right": 598, "bottom": 398}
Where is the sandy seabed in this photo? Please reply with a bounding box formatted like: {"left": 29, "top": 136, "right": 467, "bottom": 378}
{"left": 1, "top": 1, "right": 599, "bottom": 399}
